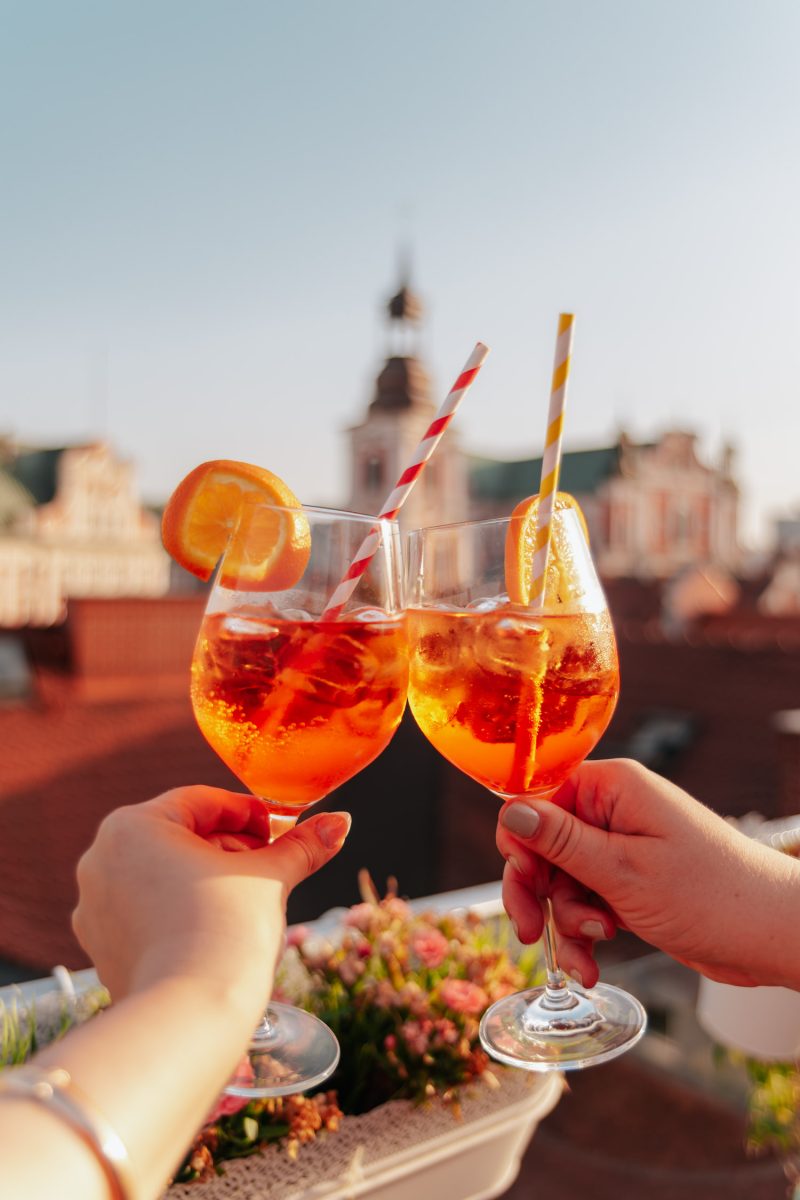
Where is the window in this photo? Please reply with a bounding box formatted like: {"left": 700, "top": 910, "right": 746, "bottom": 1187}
{"left": 0, "top": 635, "right": 33, "bottom": 703}
{"left": 364, "top": 454, "right": 384, "bottom": 490}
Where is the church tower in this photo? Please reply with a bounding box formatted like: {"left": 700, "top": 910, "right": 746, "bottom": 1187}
{"left": 347, "top": 275, "right": 467, "bottom": 531}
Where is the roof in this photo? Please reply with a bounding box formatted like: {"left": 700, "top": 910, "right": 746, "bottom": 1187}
{"left": 468, "top": 445, "right": 621, "bottom": 501}
{"left": 370, "top": 356, "right": 433, "bottom": 414}
{"left": 0, "top": 598, "right": 445, "bottom": 972}
{"left": 2, "top": 590, "right": 799, "bottom": 975}
{"left": 387, "top": 284, "right": 423, "bottom": 323}
{"left": 0, "top": 469, "right": 34, "bottom": 528}
{"left": 7, "top": 448, "right": 66, "bottom": 505}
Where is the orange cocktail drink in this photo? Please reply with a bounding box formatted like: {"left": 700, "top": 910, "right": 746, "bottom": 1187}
{"left": 192, "top": 609, "right": 408, "bottom": 810}
{"left": 408, "top": 606, "right": 618, "bottom": 798}
{"left": 162, "top": 466, "right": 411, "bottom": 1099}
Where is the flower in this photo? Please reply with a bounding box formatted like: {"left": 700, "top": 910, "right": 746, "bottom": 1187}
{"left": 438, "top": 978, "right": 489, "bottom": 1016}
{"left": 279, "top": 875, "right": 543, "bottom": 1114}
{"left": 411, "top": 928, "right": 450, "bottom": 969}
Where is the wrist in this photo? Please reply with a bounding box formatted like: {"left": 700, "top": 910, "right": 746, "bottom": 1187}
{"left": 128, "top": 957, "right": 273, "bottom": 1033}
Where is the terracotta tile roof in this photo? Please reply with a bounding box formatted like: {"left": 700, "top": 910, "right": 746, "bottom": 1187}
{"left": 2, "top": 590, "right": 799, "bottom": 975}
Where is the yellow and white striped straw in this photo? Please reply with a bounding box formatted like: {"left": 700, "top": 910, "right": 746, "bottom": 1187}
{"left": 528, "top": 312, "right": 574, "bottom": 610}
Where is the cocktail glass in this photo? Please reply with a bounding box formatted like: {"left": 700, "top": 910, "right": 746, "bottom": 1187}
{"left": 191, "top": 505, "right": 408, "bottom": 1095}
{"left": 406, "top": 509, "right": 646, "bottom": 1070}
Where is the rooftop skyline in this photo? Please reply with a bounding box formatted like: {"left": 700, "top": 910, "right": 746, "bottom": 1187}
{"left": 2, "top": 1, "right": 799, "bottom": 546}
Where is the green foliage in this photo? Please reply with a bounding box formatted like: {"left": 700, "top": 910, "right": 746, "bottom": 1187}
{"left": 741, "top": 1057, "right": 800, "bottom": 1159}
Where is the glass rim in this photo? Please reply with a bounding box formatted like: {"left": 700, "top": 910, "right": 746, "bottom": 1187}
{"left": 234, "top": 502, "right": 400, "bottom": 527}
{"left": 408, "top": 508, "right": 581, "bottom": 537}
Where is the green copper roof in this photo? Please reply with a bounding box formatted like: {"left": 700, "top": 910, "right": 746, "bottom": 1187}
{"left": 468, "top": 445, "right": 621, "bottom": 501}
{"left": 8, "top": 449, "right": 64, "bottom": 505}
{"left": 0, "top": 469, "right": 35, "bottom": 529}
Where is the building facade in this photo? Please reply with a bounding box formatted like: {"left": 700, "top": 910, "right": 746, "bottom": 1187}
{"left": 0, "top": 440, "right": 170, "bottom": 627}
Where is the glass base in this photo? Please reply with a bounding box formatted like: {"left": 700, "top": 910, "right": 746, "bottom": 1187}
{"left": 225, "top": 1001, "right": 340, "bottom": 1098}
{"left": 479, "top": 982, "right": 647, "bottom": 1072}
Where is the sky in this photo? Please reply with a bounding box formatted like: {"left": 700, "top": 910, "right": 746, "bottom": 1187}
{"left": 1, "top": 0, "right": 799, "bottom": 547}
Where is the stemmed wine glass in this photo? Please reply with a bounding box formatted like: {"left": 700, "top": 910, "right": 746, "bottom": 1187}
{"left": 191, "top": 504, "right": 408, "bottom": 1095}
{"left": 406, "top": 508, "right": 646, "bottom": 1070}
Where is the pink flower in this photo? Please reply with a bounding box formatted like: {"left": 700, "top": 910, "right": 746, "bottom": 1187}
{"left": 398, "top": 981, "right": 429, "bottom": 1016}
{"left": 384, "top": 897, "right": 413, "bottom": 921}
{"left": 338, "top": 956, "right": 365, "bottom": 986}
{"left": 411, "top": 928, "right": 449, "bottom": 970}
{"left": 345, "top": 903, "right": 376, "bottom": 932}
{"left": 373, "top": 980, "right": 401, "bottom": 1008}
{"left": 439, "top": 978, "right": 489, "bottom": 1016}
{"left": 286, "top": 924, "right": 310, "bottom": 948}
{"left": 401, "top": 1020, "right": 430, "bottom": 1056}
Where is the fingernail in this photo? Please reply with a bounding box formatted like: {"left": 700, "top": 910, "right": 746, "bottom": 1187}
{"left": 316, "top": 812, "right": 351, "bottom": 849}
{"left": 507, "top": 855, "right": 523, "bottom": 875}
{"left": 570, "top": 968, "right": 585, "bottom": 989}
{"left": 579, "top": 920, "right": 608, "bottom": 941}
{"left": 510, "top": 918, "right": 521, "bottom": 941}
{"left": 500, "top": 803, "right": 540, "bottom": 838}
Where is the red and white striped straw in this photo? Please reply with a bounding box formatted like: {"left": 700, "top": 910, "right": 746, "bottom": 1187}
{"left": 528, "top": 314, "right": 574, "bottom": 610}
{"left": 322, "top": 341, "right": 490, "bottom": 620}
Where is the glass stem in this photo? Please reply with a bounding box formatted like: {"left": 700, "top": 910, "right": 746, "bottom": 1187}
{"left": 540, "top": 898, "right": 579, "bottom": 1009}
{"left": 252, "top": 807, "right": 300, "bottom": 1039}
{"left": 268, "top": 811, "right": 298, "bottom": 842}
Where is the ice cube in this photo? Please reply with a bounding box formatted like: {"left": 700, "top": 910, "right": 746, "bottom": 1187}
{"left": 413, "top": 626, "right": 462, "bottom": 676}
{"left": 281, "top": 607, "right": 313, "bottom": 622}
{"left": 201, "top": 612, "right": 288, "bottom": 715}
{"left": 283, "top": 631, "right": 380, "bottom": 709}
{"left": 220, "top": 615, "right": 280, "bottom": 639}
{"left": 473, "top": 613, "right": 551, "bottom": 675}
{"left": 465, "top": 595, "right": 507, "bottom": 612}
{"left": 349, "top": 606, "right": 391, "bottom": 622}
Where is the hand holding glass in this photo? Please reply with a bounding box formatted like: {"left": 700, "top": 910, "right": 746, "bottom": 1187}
{"left": 407, "top": 509, "right": 646, "bottom": 1070}
{"left": 191, "top": 505, "right": 408, "bottom": 1095}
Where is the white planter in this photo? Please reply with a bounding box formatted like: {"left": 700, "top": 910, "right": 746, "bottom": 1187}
{"left": 167, "top": 1068, "right": 563, "bottom": 1200}
{"left": 697, "top": 976, "right": 800, "bottom": 1061}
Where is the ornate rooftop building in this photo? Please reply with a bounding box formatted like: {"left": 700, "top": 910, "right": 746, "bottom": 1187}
{"left": 0, "top": 439, "right": 170, "bottom": 627}
{"left": 347, "top": 278, "right": 467, "bottom": 531}
{"left": 469, "top": 431, "right": 741, "bottom": 579}
{"left": 347, "top": 276, "right": 742, "bottom": 580}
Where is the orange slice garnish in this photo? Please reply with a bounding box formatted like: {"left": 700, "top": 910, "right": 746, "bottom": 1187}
{"left": 162, "top": 460, "right": 311, "bottom": 590}
{"left": 504, "top": 491, "right": 589, "bottom": 606}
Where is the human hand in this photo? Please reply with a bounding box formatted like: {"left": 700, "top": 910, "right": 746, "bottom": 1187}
{"left": 73, "top": 786, "right": 350, "bottom": 1014}
{"left": 496, "top": 759, "right": 800, "bottom": 990}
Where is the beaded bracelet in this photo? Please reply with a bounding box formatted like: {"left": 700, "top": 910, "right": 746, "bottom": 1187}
{"left": 0, "top": 1065, "right": 135, "bottom": 1200}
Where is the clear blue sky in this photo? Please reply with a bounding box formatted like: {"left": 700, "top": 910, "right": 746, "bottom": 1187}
{"left": 1, "top": 0, "right": 798, "bottom": 546}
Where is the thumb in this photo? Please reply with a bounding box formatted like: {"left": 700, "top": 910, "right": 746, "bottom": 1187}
{"left": 260, "top": 811, "right": 351, "bottom": 892}
{"left": 499, "top": 799, "right": 613, "bottom": 892}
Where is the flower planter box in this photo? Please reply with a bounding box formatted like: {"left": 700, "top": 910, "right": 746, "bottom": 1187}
{"left": 696, "top": 977, "right": 800, "bottom": 1061}
{"left": 167, "top": 1068, "right": 563, "bottom": 1200}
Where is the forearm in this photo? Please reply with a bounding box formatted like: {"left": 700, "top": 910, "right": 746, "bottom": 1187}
{"left": 745, "top": 851, "right": 800, "bottom": 991}
{"left": 3, "top": 972, "right": 266, "bottom": 1200}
